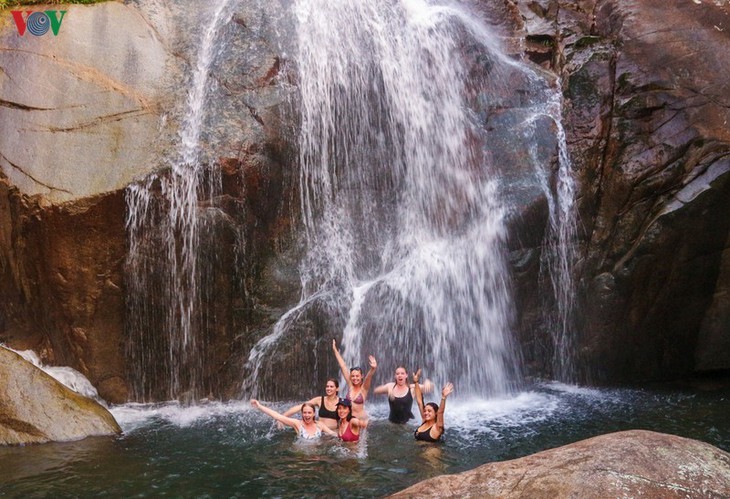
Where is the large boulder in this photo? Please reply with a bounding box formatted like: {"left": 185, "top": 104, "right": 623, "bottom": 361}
{"left": 0, "top": 347, "right": 121, "bottom": 445}
{"left": 390, "top": 430, "right": 730, "bottom": 498}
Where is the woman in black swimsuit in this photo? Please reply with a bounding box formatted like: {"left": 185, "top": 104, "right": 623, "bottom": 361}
{"left": 373, "top": 366, "right": 433, "bottom": 424}
{"left": 412, "top": 369, "right": 453, "bottom": 442}
{"left": 282, "top": 378, "right": 340, "bottom": 430}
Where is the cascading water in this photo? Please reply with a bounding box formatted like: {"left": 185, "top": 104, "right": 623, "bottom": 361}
{"left": 542, "top": 90, "right": 579, "bottom": 382}
{"left": 125, "top": 0, "right": 240, "bottom": 401}
{"left": 243, "top": 0, "right": 557, "bottom": 397}
{"left": 521, "top": 87, "right": 580, "bottom": 381}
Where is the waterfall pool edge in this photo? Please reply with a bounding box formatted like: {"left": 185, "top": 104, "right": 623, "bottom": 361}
{"left": 1, "top": 379, "right": 728, "bottom": 497}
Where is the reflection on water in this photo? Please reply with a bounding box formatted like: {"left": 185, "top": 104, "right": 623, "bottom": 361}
{"left": 1, "top": 380, "right": 728, "bottom": 497}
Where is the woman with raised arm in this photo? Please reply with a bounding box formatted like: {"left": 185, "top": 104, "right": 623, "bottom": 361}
{"left": 373, "top": 366, "right": 434, "bottom": 424}
{"left": 332, "top": 339, "right": 377, "bottom": 420}
{"left": 412, "top": 369, "right": 454, "bottom": 442}
{"left": 281, "top": 378, "right": 340, "bottom": 430}
{"left": 250, "top": 399, "right": 337, "bottom": 440}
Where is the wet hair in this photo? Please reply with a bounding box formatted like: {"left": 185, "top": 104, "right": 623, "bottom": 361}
{"left": 394, "top": 366, "right": 407, "bottom": 382}
{"left": 349, "top": 366, "right": 363, "bottom": 374}
{"left": 425, "top": 402, "right": 439, "bottom": 414}
{"left": 301, "top": 402, "right": 317, "bottom": 414}
{"left": 326, "top": 377, "right": 339, "bottom": 391}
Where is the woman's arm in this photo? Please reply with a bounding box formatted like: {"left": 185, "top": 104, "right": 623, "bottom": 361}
{"left": 332, "top": 339, "right": 350, "bottom": 387}
{"left": 362, "top": 355, "right": 378, "bottom": 396}
{"left": 435, "top": 383, "right": 453, "bottom": 435}
{"left": 350, "top": 417, "right": 364, "bottom": 433}
{"left": 373, "top": 382, "right": 394, "bottom": 395}
{"left": 409, "top": 378, "right": 434, "bottom": 396}
{"left": 251, "top": 399, "right": 301, "bottom": 432}
{"left": 282, "top": 396, "right": 319, "bottom": 418}
{"left": 318, "top": 422, "right": 338, "bottom": 437}
{"left": 412, "top": 369, "right": 425, "bottom": 419}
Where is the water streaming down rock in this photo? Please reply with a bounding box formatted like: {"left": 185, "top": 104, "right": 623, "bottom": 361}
{"left": 242, "top": 0, "right": 580, "bottom": 398}
{"left": 543, "top": 90, "right": 579, "bottom": 382}
{"left": 519, "top": 87, "right": 580, "bottom": 382}
{"left": 125, "top": 0, "right": 241, "bottom": 401}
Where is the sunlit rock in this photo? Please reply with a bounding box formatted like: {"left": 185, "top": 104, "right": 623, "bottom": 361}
{"left": 390, "top": 430, "right": 730, "bottom": 498}
{"left": 0, "top": 347, "right": 121, "bottom": 446}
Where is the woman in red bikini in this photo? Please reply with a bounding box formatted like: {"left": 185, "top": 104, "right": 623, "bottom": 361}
{"left": 332, "top": 339, "right": 377, "bottom": 420}
{"left": 335, "top": 398, "right": 363, "bottom": 442}
{"left": 412, "top": 369, "right": 454, "bottom": 442}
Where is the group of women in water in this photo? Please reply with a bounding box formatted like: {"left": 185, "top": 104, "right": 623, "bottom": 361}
{"left": 250, "top": 339, "right": 455, "bottom": 444}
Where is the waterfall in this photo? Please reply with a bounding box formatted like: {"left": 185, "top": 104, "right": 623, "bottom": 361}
{"left": 544, "top": 89, "right": 579, "bottom": 382}
{"left": 244, "top": 0, "right": 543, "bottom": 397}
{"left": 521, "top": 87, "right": 580, "bottom": 382}
{"left": 125, "top": 0, "right": 239, "bottom": 401}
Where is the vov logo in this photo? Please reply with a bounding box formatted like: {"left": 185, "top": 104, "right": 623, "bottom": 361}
{"left": 11, "top": 10, "right": 67, "bottom": 37}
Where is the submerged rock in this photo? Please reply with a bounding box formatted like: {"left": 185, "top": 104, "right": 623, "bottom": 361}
{"left": 390, "top": 430, "right": 730, "bottom": 498}
{"left": 0, "top": 347, "right": 121, "bottom": 446}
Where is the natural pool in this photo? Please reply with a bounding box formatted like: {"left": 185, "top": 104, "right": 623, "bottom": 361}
{"left": 1, "top": 380, "right": 728, "bottom": 498}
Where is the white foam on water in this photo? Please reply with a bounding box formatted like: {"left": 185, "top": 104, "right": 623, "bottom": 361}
{"left": 110, "top": 400, "right": 253, "bottom": 432}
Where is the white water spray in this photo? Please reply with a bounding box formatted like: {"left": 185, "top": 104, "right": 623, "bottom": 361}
{"left": 245, "top": 0, "right": 534, "bottom": 397}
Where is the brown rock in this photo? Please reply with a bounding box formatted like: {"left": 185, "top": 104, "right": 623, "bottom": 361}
{"left": 0, "top": 347, "right": 121, "bottom": 446}
{"left": 390, "top": 430, "right": 730, "bottom": 498}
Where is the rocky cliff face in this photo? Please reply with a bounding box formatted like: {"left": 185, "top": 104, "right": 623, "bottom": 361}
{"left": 0, "top": 0, "right": 728, "bottom": 402}
{"left": 0, "top": 0, "right": 296, "bottom": 402}
{"left": 508, "top": 0, "right": 730, "bottom": 382}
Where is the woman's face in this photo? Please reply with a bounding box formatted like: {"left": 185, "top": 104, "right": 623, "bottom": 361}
{"left": 337, "top": 405, "right": 350, "bottom": 420}
{"left": 394, "top": 368, "right": 408, "bottom": 385}
{"left": 301, "top": 405, "right": 315, "bottom": 423}
{"left": 325, "top": 380, "right": 338, "bottom": 396}
{"left": 424, "top": 405, "right": 436, "bottom": 422}
{"left": 350, "top": 369, "right": 362, "bottom": 386}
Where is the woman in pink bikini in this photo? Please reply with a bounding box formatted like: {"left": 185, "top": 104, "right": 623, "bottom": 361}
{"left": 335, "top": 398, "right": 363, "bottom": 442}
{"left": 332, "top": 339, "right": 377, "bottom": 420}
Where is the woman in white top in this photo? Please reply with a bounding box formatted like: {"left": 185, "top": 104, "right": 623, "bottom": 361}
{"left": 250, "top": 399, "right": 337, "bottom": 440}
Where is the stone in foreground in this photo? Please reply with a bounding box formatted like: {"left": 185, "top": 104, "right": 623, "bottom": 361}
{"left": 0, "top": 347, "right": 121, "bottom": 446}
{"left": 390, "top": 430, "right": 730, "bottom": 498}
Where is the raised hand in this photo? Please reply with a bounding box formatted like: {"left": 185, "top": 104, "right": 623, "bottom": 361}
{"left": 412, "top": 368, "right": 422, "bottom": 383}
{"left": 369, "top": 355, "right": 377, "bottom": 369}
{"left": 251, "top": 399, "right": 260, "bottom": 408}
{"left": 442, "top": 382, "right": 454, "bottom": 398}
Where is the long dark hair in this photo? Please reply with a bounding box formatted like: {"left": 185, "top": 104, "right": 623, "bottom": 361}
{"left": 426, "top": 402, "right": 439, "bottom": 413}
{"left": 326, "top": 377, "right": 339, "bottom": 392}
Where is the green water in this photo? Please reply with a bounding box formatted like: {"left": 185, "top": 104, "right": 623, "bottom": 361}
{"left": 1, "top": 381, "right": 728, "bottom": 497}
